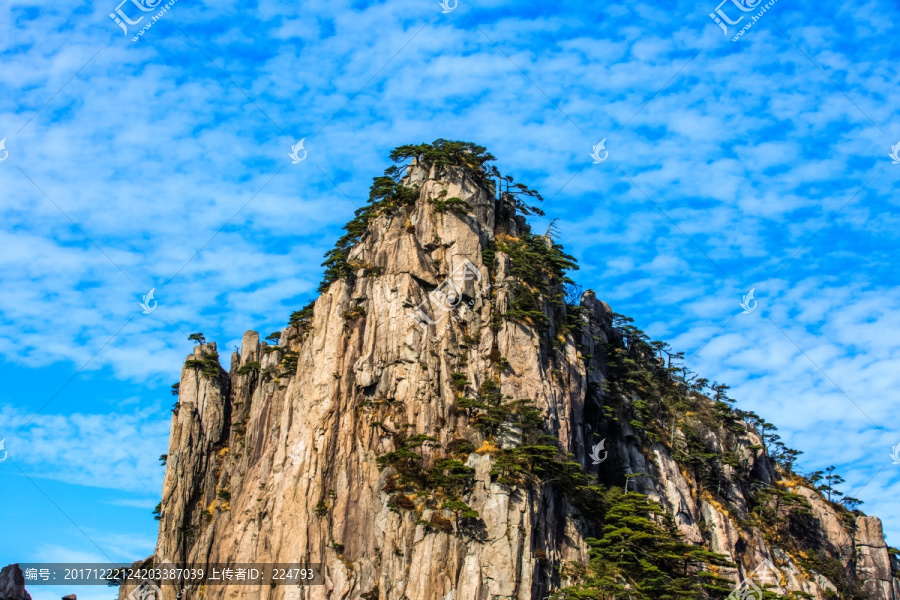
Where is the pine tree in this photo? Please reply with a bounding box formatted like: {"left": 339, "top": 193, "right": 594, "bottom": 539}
{"left": 553, "top": 488, "right": 734, "bottom": 599}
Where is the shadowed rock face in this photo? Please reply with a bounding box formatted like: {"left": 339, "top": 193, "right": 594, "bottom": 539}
{"left": 125, "top": 157, "right": 899, "bottom": 600}
{"left": 0, "top": 565, "right": 31, "bottom": 600}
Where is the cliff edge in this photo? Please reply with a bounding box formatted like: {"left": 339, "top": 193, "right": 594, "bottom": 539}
{"left": 127, "top": 141, "right": 899, "bottom": 600}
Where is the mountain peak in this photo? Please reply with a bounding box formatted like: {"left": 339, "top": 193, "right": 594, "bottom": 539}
{"left": 318, "top": 139, "right": 547, "bottom": 294}
{"left": 122, "top": 142, "right": 898, "bottom": 600}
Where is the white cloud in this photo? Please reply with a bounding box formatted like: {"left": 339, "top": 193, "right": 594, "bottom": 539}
{"left": 0, "top": 405, "right": 170, "bottom": 494}
{"left": 1, "top": 0, "right": 899, "bottom": 549}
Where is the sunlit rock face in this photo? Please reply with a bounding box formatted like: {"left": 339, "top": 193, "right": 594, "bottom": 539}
{"left": 127, "top": 154, "right": 899, "bottom": 600}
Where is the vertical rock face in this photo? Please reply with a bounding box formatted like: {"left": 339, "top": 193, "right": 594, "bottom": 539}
{"left": 0, "top": 565, "right": 31, "bottom": 600}
{"left": 134, "top": 151, "right": 899, "bottom": 600}
{"left": 856, "top": 517, "right": 897, "bottom": 599}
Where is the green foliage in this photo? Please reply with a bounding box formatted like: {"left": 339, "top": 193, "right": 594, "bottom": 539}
{"left": 482, "top": 244, "right": 497, "bottom": 270}
{"left": 315, "top": 500, "right": 328, "bottom": 516}
{"left": 462, "top": 332, "right": 480, "bottom": 346}
{"left": 571, "top": 311, "right": 860, "bottom": 598}
{"left": 319, "top": 171, "right": 419, "bottom": 291}
{"left": 152, "top": 502, "right": 161, "bottom": 521}
{"left": 447, "top": 438, "right": 475, "bottom": 457}
{"left": 490, "top": 441, "right": 570, "bottom": 488}
{"left": 454, "top": 379, "right": 519, "bottom": 437}
{"left": 441, "top": 499, "right": 479, "bottom": 519}
{"left": 493, "top": 233, "right": 578, "bottom": 330}
{"left": 185, "top": 351, "right": 223, "bottom": 379}
{"left": 497, "top": 174, "right": 546, "bottom": 216}
{"left": 748, "top": 485, "right": 813, "bottom": 544}
{"left": 431, "top": 196, "right": 472, "bottom": 214}
{"left": 342, "top": 306, "right": 366, "bottom": 321}
{"left": 288, "top": 300, "right": 316, "bottom": 334}
{"left": 809, "top": 466, "right": 845, "bottom": 503}
{"left": 170, "top": 382, "right": 179, "bottom": 396}
{"left": 553, "top": 488, "right": 734, "bottom": 600}
{"left": 306, "top": 142, "right": 847, "bottom": 596}
{"left": 265, "top": 331, "right": 282, "bottom": 344}
{"left": 449, "top": 372, "right": 469, "bottom": 393}
{"left": 237, "top": 361, "right": 261, "bottom": 375}
{"left": 374, "top": 428, "right": 481, "bottom": 536}
{"left": 390, "top": 139, "right": 498, "bottom": 185}
{"left": 672, "top": 424, "right": 719, "bottom": 486}
{"left": 319, "top": 140, "right": 559, "bottom": 292}
{"left": 798, "top": 550, "right": 868, "bottom": 600}
{"left": 188, "top": 332, "right": 205, "bottom": 345}
{"left": 497, "top": 233, "right": 578, "bottom": 288}
{"left": 376, "top": 434, "right": 440, "bottom": 491}
{"left": 217, "top": 489, "right": 231, "bottom": 501}
{"left": 429, "top": 458, "right": 476, "bottom": 492}
{"left": 280, "top": 351, "right": 299, "bottom": 374}
{"left": 456, "top": 379, "right": 542, "bottom": 437}
{"left": 158, "top": 454, "right": 167, "bottom": 466}
{"left": 455, "top": 382, "right": 582, "bottom": 491}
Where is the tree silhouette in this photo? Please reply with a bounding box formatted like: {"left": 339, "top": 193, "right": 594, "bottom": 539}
{"left": 810, "top": 466, "right": 845, "bottom": 502}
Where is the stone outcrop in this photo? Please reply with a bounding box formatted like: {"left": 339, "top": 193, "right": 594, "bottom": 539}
{"left": 857, "top": 517, "right": 898, "bottom": 599}
{"left": 128, "top": 153, "right": 900, "bottom": 600}
{"left": 0, "top": 565, "right": 31, "bottom": 600}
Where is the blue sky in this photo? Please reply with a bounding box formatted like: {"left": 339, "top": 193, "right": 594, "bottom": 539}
{"left": 1, "top": 0, "right": 899, "bottom": 596}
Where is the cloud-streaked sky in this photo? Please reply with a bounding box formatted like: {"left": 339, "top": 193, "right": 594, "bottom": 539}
{"left": 1, "top": 0, "right": 899, "bottom": 575}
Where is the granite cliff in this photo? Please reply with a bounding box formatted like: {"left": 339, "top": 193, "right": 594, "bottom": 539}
{"left": 117, "top": 141, "right": 898, "bottom": 600}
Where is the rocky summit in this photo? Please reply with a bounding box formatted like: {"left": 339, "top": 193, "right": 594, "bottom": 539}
{"left": 115, "top": 141, "right": 897, "bottom": 599}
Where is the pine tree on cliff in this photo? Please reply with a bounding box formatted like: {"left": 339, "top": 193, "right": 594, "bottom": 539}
{"left": 138, "top": 141, "right": 887, "bottom": 600}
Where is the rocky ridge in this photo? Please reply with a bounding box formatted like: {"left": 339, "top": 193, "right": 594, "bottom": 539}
{"left": 116, "top": 141, "right": 898, "bottom": 600}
